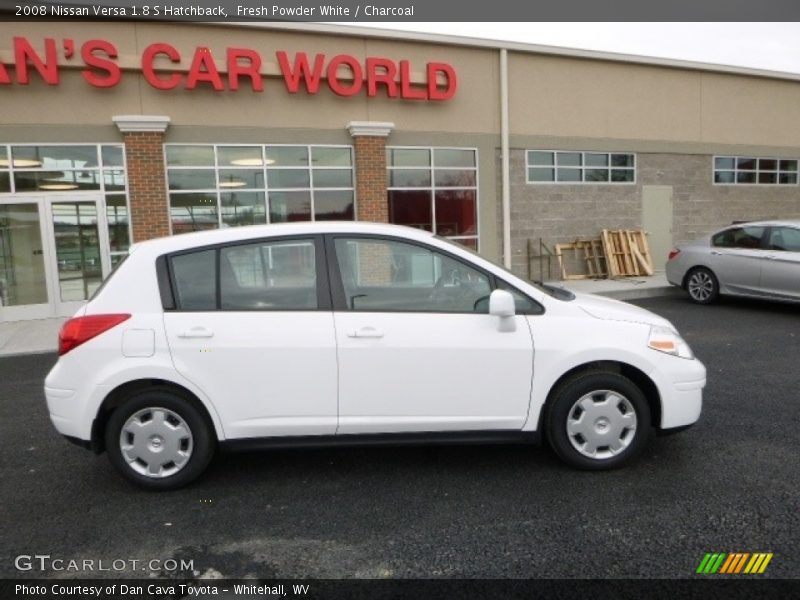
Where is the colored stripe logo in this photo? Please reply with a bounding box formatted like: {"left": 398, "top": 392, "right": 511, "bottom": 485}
{"left": 696, "top": 552, "right": 773, "bottom": 574}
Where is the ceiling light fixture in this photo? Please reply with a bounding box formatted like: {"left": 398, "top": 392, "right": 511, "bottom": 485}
{"left": 39, "top": 183, "right": 79, "bottom": 191}
{"left": 0, "top": 158, "right": 43, "bottom": 168}
{"left": 230, "top": 158, "right": 276, "bottom": 166}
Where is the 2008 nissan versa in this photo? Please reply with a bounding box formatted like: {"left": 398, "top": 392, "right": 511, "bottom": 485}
{"left": 45, "top": 222, "right": 705, "bottom": 489}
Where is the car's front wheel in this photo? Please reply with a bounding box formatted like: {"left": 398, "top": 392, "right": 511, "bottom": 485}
{"left": 546, "top": 372, "right": 651, "bottom": 470}
{"left": 685, "top": 267, "right": 719, "bottom": 304}
{"left": 105, "top": 389, "right": 215, "bottom": 490}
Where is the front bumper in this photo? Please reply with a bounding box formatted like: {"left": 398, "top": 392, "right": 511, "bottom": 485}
{"left": 650, "top": 355, "right": 706, "bottom": 430}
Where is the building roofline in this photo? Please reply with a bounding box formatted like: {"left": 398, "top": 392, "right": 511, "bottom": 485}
{"left": 211, "top": 21, "right": 800, "bottom": 83}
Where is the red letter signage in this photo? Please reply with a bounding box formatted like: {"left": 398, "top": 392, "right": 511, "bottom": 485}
{"left": 81, "top": 39, "right": 121, "bottom": 88}
{"left": 141, "top": 43, "right": 182, "bottom": 90}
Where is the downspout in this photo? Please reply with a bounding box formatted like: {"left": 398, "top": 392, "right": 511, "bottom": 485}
{"left": 500, "top": 48, "right": 512, "bottom": 269}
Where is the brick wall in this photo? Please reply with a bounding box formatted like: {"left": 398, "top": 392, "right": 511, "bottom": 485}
{"left": 122, "top": 131, "right": 171, "bottom": 242}
{"left": 353, "top": 136, "right": 389, "bottom": 223}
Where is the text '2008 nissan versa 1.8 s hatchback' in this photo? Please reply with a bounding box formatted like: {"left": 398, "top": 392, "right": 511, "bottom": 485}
{"left": 45, "top": 222, "right": 706, "bottom": 489}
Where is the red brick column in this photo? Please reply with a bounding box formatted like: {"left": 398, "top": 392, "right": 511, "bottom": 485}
{"left": 348, "top": 122, "right": 394, "bottom": 223}
{"left": 113, "top": 116, "right": 171, "bottom": 242}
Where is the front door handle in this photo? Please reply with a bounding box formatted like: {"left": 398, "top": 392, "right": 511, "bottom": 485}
{"left": 710, "top": 250, "right": 723, "bottom": 256}
{"left": 178, "top": 326, "right": 214, "bottom": 339}
{"left": 347, "top": 326, "right": 384, "bottom": 339}
{"left": 763, "top": 255, "right": 778, "bottom": 260}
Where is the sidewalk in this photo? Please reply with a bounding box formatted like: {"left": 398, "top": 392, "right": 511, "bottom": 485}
{"left": 0, "top": 273, "right": 680, "bottom": 357}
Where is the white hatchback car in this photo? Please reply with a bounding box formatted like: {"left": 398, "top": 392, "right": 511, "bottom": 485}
{"left": 46, "top": 222, "right": 705, "bottom": 489}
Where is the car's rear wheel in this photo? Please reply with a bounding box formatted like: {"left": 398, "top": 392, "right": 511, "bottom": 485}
{"left": 105, "top": 389, "right": 215, "bottom": 490}
{"left": 546, "top": 372, "right": 651, "bottom": 470}
{"left": 686, "top": 267, "right": 719, "bottom": 304}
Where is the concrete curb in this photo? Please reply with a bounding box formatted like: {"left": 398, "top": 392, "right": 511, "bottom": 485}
{"left": 593, "top": 286, "right": 684, "bottom": 301}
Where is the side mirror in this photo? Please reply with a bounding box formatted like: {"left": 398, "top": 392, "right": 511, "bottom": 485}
{"left": 489, "top": 289, "right": 516, "bottom": 332}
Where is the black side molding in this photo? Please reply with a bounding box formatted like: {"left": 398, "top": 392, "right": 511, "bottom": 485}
{"left": 220, "top": 429, "right": 541, "bottom": 453}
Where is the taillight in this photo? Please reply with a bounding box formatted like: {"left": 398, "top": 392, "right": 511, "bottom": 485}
{"left": 58, "top": 314, "right": 131, "bottom": 356}
{"left": 668, "top": 249, "right": 681, "bottom": 261}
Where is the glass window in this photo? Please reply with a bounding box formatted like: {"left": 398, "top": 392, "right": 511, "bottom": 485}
{"left": 388, "top": 148, "right": 430, "bottom": 167}
{"left": 0, "top": 172, "right": 10, "bottom": 193}
{"left": 715, "top": 155, "right": 798, "bottom": 185}
{"left": 171, "top": 250, "right": 217, "bottom": 310}
{"left": 496, "top": 280, "right": 544, "bottom": 315}
{"left": 217, "top": 146, "right": 263, "bottom": 167}
{"left": 269, "top": 191, "right": 312, "bottom": 223}
{"left": 387, "top": 147, "right": 478, "bottom": 248}
{"left": 312, "top": 147, "right": 352, "bottom": 167}
{"left": 101, "top": 145, "right": 124, "bottom": 167}
{"left": 220, "top": 239, "right": 317, "bottom": 310}
{"left": 527, "top": 151, "right": 635, "bottom": 184}
{"left": 768, "top": 227, "right": 800, "bottom": 252}
{"left": 166, "top": 145, "right": 214, "bottom": 167}
{"left": 334, "top": 237, "right": 491, "bottom": 313}
{"left": 388, "top": 190, "right": 433, "bottom": 231}
{"left": 0, "top": 203, "right": 48, "bottom": 306}
{"left": 221, "top": 191, "right": 267, "bottom": 227}
{"left": 313, "top": 190, "right": 354, "bottom": 221}
{"left": 169, "top": 193, "right": 218, "bottom": 234}
{"left": 712, "top": 227, "right": 765, "bottom": 249}
{"left": 12, "top": 145, "right": 98, "bottom": 169}
{"left": 264, "top": 146, "right": 308, "bottom": 167}
{"left": 166, "top": 145, "right": 354, "bottom": 233}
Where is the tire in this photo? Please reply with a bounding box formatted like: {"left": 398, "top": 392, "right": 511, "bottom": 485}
{"left": 685, "top": 267, "right": 719, "bottom": 304}
{"left": 545, "top": 371, "right": 652, "bottom": 470}
{"left": 105, "top": 388, "right": 215, "bottom": 490}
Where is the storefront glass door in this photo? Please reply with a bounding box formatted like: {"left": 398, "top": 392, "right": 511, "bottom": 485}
{"left": 0, "top": 195, "right": 110, "bottom": 321}
{"left": 46, "top": 196, "right": 110, "bottom": 316}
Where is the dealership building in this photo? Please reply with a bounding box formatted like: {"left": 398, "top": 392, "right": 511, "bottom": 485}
{"left": 1, "top": 21, "right": 799, "bottom": 321}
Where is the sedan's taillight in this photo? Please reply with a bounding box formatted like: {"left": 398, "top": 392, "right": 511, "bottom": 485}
{"left": 667, "top": 249, "right": 681, "bottom": 261}
{"left": 58, "top": 314, "right": 131, "bottom": 356}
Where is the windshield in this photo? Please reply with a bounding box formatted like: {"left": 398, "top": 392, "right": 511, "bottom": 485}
{"left": 435, "top": 236, "right": 575, "bottom": 301}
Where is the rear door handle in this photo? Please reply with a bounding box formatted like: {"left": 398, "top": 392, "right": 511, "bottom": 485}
{"left": 710, "top": 250, "right": 723, "bottom": 256}
{"left": 764, "top": 255, "right": 778, "bottom": 260}
{"left": 347, "top": 326, "right": 384, "bottom": 339}
{"left": 178, "top": 326, "right": 214, "bottom": 339}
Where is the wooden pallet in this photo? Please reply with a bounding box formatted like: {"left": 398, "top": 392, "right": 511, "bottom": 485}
{"left": 555, "top": 238, "right": 607, "bottom": 280}
{"left": 601, "top": 229, "right": 654, "bottom": 277}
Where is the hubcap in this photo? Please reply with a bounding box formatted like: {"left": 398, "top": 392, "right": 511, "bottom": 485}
{"left": 688, "top": 271, "right": 714, "bottom": 301}
{"left": 119, "top": 408, "right": 193, "bottom": 478}
{"left": 566, "top": 390, "right": 637, "bottom": 460}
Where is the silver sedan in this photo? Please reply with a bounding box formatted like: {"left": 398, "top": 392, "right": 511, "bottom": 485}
{"left": 666, "top": 220, "right": 800, "bottom": 304}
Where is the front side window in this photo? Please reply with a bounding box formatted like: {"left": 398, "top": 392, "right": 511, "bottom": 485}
{"left": 166, "top": 145, "right": 354, "bottom": 234}
{"left": 712, "top": 226, "right": 765, "bottom": 249}
{"left": 334, "top": 237, "right": 490, "bottom": 313}
{"left": 767, "top": 226, "right": 800, "bottom": 252}
{"left": 386, "top": 147, "right": 478, "bottom": 249}
{"left": 714, "top": 156, "right": 798, "bottom": 185}
{"left": 527, "top": 151, "right": 635, "bottom": 184}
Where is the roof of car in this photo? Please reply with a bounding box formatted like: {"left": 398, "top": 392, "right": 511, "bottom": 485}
{"left": 722, "top": 219, "right": 800, "bottom": 229}
{"left": 130, "top": 221, "right": 437, "bottom": 255}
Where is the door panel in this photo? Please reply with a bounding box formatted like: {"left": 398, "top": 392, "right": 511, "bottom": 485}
{"left": 642, "top": 185, "right": 673, "bottom": 270}
{"left": 164, "top": 312, "right": 338, "bottom": 438}
{"left": 330, "top": 236, "right": 534, "bottom": 435}
{"left": 708, "top": 225, "right": 767, "bottom": 295}
{"left": 163, "top": 237, "right": 338, "bottom": 439}
{"left": 334, "top": 312, "right": 534, "bottom": 434}
{"left": 761, "top": 226, "right": 800, "bottom": 299}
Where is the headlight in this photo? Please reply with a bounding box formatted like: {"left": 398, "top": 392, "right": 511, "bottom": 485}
{"left": 648, "top": 325, "right": 694, "bottom": 359}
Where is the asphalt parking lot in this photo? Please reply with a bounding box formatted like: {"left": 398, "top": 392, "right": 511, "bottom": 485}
{"left": 1, "top": 296, "right": 798, "bottom": 579}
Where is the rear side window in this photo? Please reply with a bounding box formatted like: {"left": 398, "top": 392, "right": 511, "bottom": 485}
{"left": 220, "top": 239, "right": 317, "bottom": 310}
{"left": 170, "top": 250, "right": 216, "bottom": 310}
{"left": 712, "top": 226, "right": 765, "bottom": 249}
{"left": 166, "top": 239, "right": 319, "bottom": 311}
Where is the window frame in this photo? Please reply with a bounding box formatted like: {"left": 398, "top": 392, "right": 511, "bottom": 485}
{"left": 712, "top": 155, "right": 799, "bottom": 186}
{"left": 0, "top": 142, "right": 132, "bottom": 265}
{"left": 386, "top": 145, "right": 480, "bottom": 249}
{"left": 164, "top": 143, "right": 357, "bottom": 234}
{"left": 711, "top": 225, "right": 769, "bottom": 250}
{"left": 324, "top": 233, "right": 543, "bottom": 315}
{"left": 525, "top": 150, "right": 636, "bottom": 185}
{"left": 160, "top": 234, "right": 331, "bottom": 312}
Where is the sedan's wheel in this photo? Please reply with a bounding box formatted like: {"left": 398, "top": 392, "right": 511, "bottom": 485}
{"left": 105, "top": 389, "right": 214, "bottom": 490}
{"left": 686, "top": 267, "right": 719, "bottom": 304}
{"left": 546, "top": 372, "right": 651, "bottom": 470}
